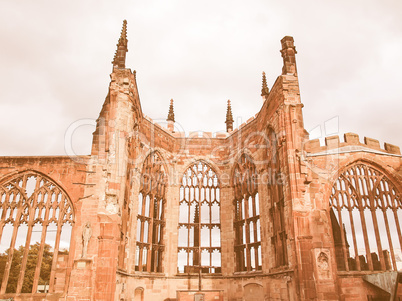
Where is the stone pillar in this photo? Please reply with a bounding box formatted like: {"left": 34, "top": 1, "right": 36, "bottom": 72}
{"left": 94, "top": 214, "right": 121, "bottom": 300}
{"left": 280, "top": 36, "right": 297, "bottom": 76}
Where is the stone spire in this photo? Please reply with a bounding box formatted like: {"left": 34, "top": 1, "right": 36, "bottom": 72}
{"left": 225, "top": 100, "right": 234, "bottom": 133}
{"left": 261, "top": 71, "right": 269, "bottom": 96}
{"left": 167, "top": 99, "right": 175, "bottom": 132}
{"left": 167, "top": 99, "right": 175, "bottom": 122}
{"left": 112, "top": 20, "right": 128, "bottom": 68}
{"left": 280, "top": 36, "right": 297, "bottom": 76}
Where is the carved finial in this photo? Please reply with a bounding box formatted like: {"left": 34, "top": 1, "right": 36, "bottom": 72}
{"left": 280, "top": 36, "right": 297, "bottom": 76}
{"left": 261, "top": 71, "right": 269, "bottom": 96}
{"left": 167, "top": 99, "right": 175, "bottom": 122}
{"left": 225, "top": 100, "right": 234, "bottom": 133}
{"left": 112, "top": 20, "right": 128, "bottom": 68}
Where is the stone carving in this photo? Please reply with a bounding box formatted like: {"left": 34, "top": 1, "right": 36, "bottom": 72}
{"left": 82, "top": 222, "right": 92, "bottom": 258}
{"left": 317, "top": 252, "right": 329, "bottom": 271}
{"left": 316, "top": 250, "right": 330, "bottom": 279}
{"left": 105, "top": 194, "right": 119, "bottom": 214}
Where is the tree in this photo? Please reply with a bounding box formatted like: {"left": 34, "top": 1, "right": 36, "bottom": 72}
{"left": 0, "top": 242, "right": 54, "bottom": 293}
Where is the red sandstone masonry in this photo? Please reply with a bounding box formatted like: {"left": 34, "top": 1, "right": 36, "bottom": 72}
{"left": 1, "top": 25, "right": 401, "bottom": 301}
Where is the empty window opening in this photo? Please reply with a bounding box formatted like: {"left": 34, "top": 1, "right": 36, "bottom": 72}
{"left": 233, "top": 154, "right": 262, "bottom": 272}
{"left": 177, "top": 161, "right": 221, "bottom": 274}
{"left": 267, "top": 130, "right": 287, "bottom": 268}
{"left": 0, "top": 172, "right": 73, "bottom": 295}
{"left": 135, "top": 152, "right": 166, "bottom": 273}
{"left": 330, "top": 164, "right": 402, "bottom": 272}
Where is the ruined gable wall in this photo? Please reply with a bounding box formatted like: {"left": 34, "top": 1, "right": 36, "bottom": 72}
{"left": 116, "top": 70, "right": 301, "bottom": 300}
{"left": 302, "top": 135, "right": 402, "bottom": 300}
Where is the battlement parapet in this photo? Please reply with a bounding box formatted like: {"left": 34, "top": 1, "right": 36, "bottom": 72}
{"left": 304, "top": 132, "right": 401, "bottom": 155}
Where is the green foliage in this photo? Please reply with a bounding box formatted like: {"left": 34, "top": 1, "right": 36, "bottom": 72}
{"left": 0, "top": 242, "right": 54, "bottom": 293}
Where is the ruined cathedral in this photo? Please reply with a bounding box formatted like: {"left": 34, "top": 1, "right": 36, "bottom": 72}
{"left": 1, "top": 20, "right": 402, "bottom": 301}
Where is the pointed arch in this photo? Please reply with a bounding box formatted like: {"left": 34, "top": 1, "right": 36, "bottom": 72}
{"left": 329, "top": 162, "right": 402, "bottom": 272}
{"left": 181, "top": 158, "right": 222, "bottom": 182}
{"left": 233, "top": 153, "right": 262, "bottom": 272}
{"left": 230, "top": 148, "right": 256, "bottom": 182}
{"left": 0, "top": 170, "right": 74, "bottom": 295}
{"left": 177, "top": 161, "right": 221, "bottom": 274}
{"left": 135, "top": 151, "right": 167, "bottom": 272}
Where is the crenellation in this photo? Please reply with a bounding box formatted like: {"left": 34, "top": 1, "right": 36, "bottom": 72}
{"left": 384, "top": 142, "right": 401, "bottom": 155}
{"left": 364, "top": 136, "right": 381, "bottom": 149}
{"left": 324, "top": 135, "right": 340, "bottom": 148}
{"left": 304, "top": 132, "right": 402, "bottom": 157}
{"left": 344, "top": 132, "right": 360, "bottom": 144}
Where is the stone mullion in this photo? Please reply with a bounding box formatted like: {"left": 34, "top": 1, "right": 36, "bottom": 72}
{"left": 0, "top": 213, "right": 21, "bottom": 293}
{"left": 138, "top": 214, "right": 145, "bottom": 270}
{"left": 392, "top": 210, "right": 402, "bottom": 251}
{"left": 347, "top": 206, "right": 361, "bottom": 271}
{"left": 146, "top": 194, "right": 155, "bottom": 272}
{"left": 254, "top": 243, "right": 259, "bottom": 269}
{"left": 244, "top": 195, "right": 252, "bottom": 271}
{"left": 137, "top": 244, "right": 143, "bottom": 271}
{"left": 0, "top": 221, "right": 5, "bottom": 247}
{"left": 31, "top": 217, "right": 50, "bottom": 293}
{"left": 186, "top": 195, "right": 190, "bottom": 267}
{"left": 355, "top": 172, "right": 374, "bottom": 270}
{"left": 0, "top": 189, "right": 9, "bottom": 245}
{"left": 335, "top": 205, "right": 349, "bottom": 271}
{"left": 367, "top": 177, "right": 387, "bottom": 270}
{"left": 185, "top": 187, "right": 190, "bottom": 263}
{"left": 240, "top": 246, "right": 245, "bottom": 271}
{"left": 127, "top": 182, "right": 139, "bottom": 273}
{"left": 369, "top": 203, "right": 386, "bottom": 270}
{"left": 48, "top": 218, "right": 63, "bottom": 292}
{"left": 358, "top": 206, "right": 374, "bottom": 270}
{"left": 382, "top": 209, "right": 397, "bottom": 270}
{"left": 15, "top": 221, "right": 34, "bottom": 293}
{"left": 0, "top": 192, "right": 11, "bottom": 237}
{"left": 196, "top": 182, "right": 201, "bottom": 267}
{"left": 196, "top": 199, "right": 201, "bottom": 267}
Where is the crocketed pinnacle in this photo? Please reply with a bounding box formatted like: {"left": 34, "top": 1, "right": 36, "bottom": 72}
{"left": 225, "top": 100, "right": 234, "bottom": 132}
{"left": 167, "top": 99, "right": 175, "bottom": 122}
{"left": 112, "top": 20, "right": 128, "bottom": 68}
{"left": 261, "top": 71, "right": 269, "bottom": 96}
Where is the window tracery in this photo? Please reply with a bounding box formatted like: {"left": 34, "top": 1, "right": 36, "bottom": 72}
{"left": 135, "top": 152, "right": 166, "bottom": 272}
{"left": 0, "top": 171, "right": 73, "bottom": 295}
{"left": 233, "top": 154, "right": 262, "bottom": 272}
{"left": 330, "top": 164, "right": 402, "bottom": 272}
{"left": 177, "top": 162, "right": 221, "bottom": 274}
{"left": 267, "top": 131, "right": 287, "bottom": 267}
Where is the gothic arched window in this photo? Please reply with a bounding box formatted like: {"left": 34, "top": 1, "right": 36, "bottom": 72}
{"left": 135, "top": 152, "right": 166, "bottom": 272}
{"left": 267, "top": 130, "right": 287, "bottom": 267}
{"left": 233, "top": 154, "right": 262, "bottom": 272}
{"left": 177, "top": 162, "right": 221, "bottom": 274}
{"left": 330, "top": 164, "right": 402, "bottom": 272}
{"left": 0, "top": 171, "right": 73, "bottom": 295}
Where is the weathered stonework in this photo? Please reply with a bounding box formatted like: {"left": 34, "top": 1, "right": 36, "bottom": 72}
{"left": 0, "top": 21, "right": 401, "bottom": 301}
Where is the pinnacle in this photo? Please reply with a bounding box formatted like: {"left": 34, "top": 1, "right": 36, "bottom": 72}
{"left": 261, "top": 71, "right": 269, "bottom": 96}
{"left": 118, "top": 20, "right": 128, "bottom": 47}
{"left": 112, "top": 20, "right": 128, "bottom": 68}
{"left": 167, "top": 99, "right": 175, "bottom": 122}
{"left": 225, "top": 100, "right": 234, "bottom": 132}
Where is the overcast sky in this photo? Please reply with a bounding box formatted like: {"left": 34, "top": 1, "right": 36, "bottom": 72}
{"left": 0, "top": 0, "right": 401, "bottom": 156}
